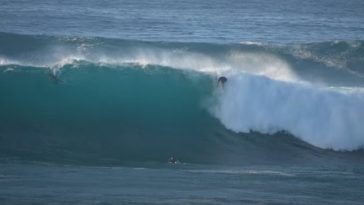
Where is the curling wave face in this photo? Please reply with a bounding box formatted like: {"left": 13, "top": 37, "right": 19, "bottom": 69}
{"left": 1, "top": 33, "right": 364, "bottom": 164}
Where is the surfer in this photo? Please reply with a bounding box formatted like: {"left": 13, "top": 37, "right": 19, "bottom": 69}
{"left": 168, "top": 156, "right": 177, "bottom": 164}
{"left": 217, "top": 76, "right": 227, "bottom": 88}
{"left": 48, "top": 70, "right": 61, "bottom": 84}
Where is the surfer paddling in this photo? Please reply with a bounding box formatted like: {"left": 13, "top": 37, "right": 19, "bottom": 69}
{"left": 169, "top": 156, "right": 177, "bottom": 164}
{"left": 168, "top": 156, "right": 180, "bottom": 164}
{"left": 217, "top": 76, "right": 227, "bottom": 88}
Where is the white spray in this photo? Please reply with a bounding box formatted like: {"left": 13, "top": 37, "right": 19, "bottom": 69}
{"left": 212, "top": 73, "right": 364, "bottom": 151}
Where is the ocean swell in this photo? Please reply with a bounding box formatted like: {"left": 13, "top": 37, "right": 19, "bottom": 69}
{"left": 1, "top": 32, "right": 364, "bottom": 164}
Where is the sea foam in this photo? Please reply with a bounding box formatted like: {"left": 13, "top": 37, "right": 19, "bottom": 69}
{"left": 212, "top": 73, "right": 364, "bottom": 150}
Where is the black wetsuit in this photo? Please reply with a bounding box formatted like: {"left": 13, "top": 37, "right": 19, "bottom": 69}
{"left": 218, "top": 76, "right": 227, "bottom": 86}
{"left": 169, "top": 156, "right": 176, "bottom": 164}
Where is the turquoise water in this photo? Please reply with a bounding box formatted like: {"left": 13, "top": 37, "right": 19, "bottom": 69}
{"left": 1, "top": 0, "right": 364, "bottom": 204}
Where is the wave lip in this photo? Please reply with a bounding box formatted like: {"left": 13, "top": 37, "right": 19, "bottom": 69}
{"left": 1, "top": 32, "right": 364, "bottom": 86}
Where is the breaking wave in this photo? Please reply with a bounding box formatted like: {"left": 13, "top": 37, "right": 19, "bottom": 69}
{"left": 1, "top": 32, "right": 364, "bottom": 165}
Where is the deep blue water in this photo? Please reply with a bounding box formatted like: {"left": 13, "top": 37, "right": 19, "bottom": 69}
{"left": 1, "top": 0, "right": 364, "bottom": 43}
{"left": 1, "top": 0, "right": 364, "bottom": 204}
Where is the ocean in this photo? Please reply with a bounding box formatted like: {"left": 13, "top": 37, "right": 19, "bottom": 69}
{"left": 1, "top": 0, "right": 364, "bottom": 204}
